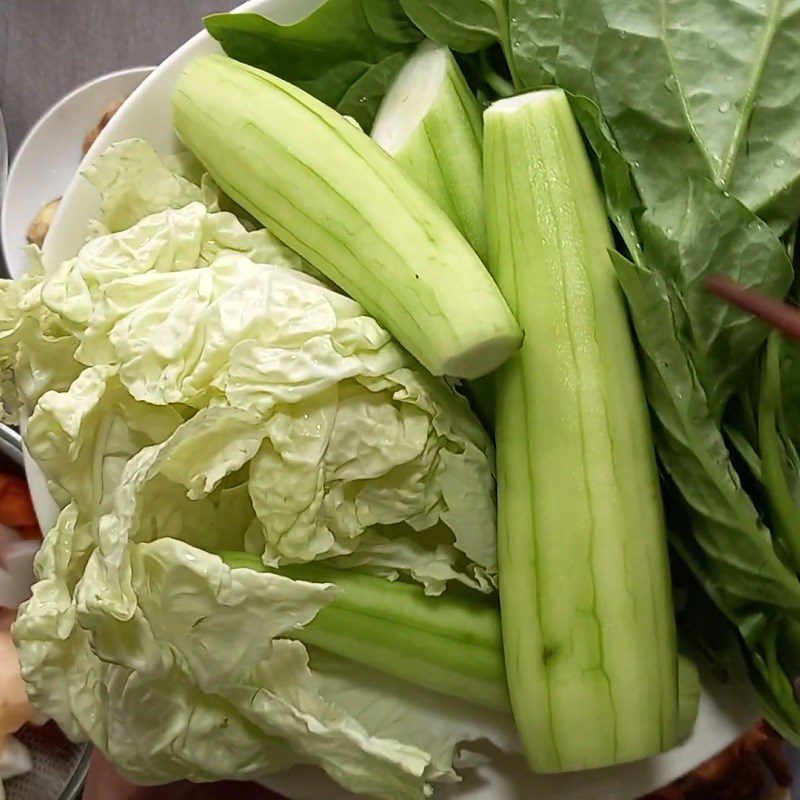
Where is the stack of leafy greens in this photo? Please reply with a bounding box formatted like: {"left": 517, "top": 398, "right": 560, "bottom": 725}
{"left": 203, "top": 0, "right": 800, "bottom": 743}
{"left": 0, "top": 140, "right": 518, "bottom": 797}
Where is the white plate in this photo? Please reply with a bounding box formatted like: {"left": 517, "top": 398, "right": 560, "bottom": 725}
{"left": 1, "top": 66, "right": 153, "bottom": 278}
{"left": 26, "top": 1, "right": 760, "bottom": 797}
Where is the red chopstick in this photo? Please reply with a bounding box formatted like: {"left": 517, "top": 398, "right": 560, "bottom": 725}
{"left": 704, "top": 275, "right": 800, "bottom": 342}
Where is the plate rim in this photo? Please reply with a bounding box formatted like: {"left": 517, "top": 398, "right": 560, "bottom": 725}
{"left": 0, "top": 65, "right": 155, "bottom": 278}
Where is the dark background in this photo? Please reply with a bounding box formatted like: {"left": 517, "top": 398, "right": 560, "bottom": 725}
{"left": 0, "top": 0, "right": 230, "bottom": 155}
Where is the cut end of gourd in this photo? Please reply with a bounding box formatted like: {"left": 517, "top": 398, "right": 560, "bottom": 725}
{"left": 486, "top": 88, "right": 567, "bottom": 117}
{"left": 372, "top": 40, "right": 449, "bottom": 155}
{"left": 442, "top": 333, "right": 521, "bottom": 380}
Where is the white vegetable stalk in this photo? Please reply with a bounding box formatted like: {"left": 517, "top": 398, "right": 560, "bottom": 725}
{"left": 373, "top": 41, "right": 487, "bottom": 261}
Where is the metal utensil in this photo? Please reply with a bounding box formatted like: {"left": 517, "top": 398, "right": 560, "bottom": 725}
{"left": 0, "top": 425, "right": 23, "bottom": 466}
{"left": 7, "top": 725, "right": 91, "bottom": 800}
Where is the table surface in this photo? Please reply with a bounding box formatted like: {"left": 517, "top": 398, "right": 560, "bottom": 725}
{"left": 0, "top": 0, "right": 230, "bottom": 156}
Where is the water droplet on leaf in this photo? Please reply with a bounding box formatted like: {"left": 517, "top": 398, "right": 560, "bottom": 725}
{"left": 718, "top": 101, "right": 731, "bottom": 113}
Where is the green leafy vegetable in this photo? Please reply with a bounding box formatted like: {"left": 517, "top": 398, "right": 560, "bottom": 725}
{"left": 612, "top": 249, "right": 800, "bottom": 612}
{"left": 637, "top": 177, "right": 793, "bottom": 418}
{"left": 18, "top": 516, "right": 513, "bottom": 795}
{"left": 507, "top": 0, "right": 601, "bottom": 96}
{"left": 29, "top": 143, "right": 499, "bottom": 592}
{"left": 759, "top": 332, "right": 800, "bottom": 573}
{"left": 398, "top": 0, "right": 500, "bottom": 53}
{"left": 361, "top": 0, "right": 423, "bottom": 43}
{"left": 204, "top": 2, "right": 422, "bottom": 130}
{"left": 508, "top": 0, "right": 800, "bottom": 233}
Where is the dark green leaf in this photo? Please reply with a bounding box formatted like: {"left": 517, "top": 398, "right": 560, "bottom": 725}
{"left": 506, "top": 0, "right": 560, "bottom": 87}
{"left": 510, "top": 0, "right": 800, "bottom": 233}
{"left": 638, "top": 177, "right": 793, "bottom": 417}
{"left": 337, "top": 51, "right": 411, "bottom": 129}
{"left": 398, "top": 0, "right": 500, "bottom": 53}
{"left": 204, "top": 3, "right": 415, "bottom": 129}
{"left": 574, "top": 95, "right": 792, "bottom": 416}
{"left": 575, "top": 95, "right": 793, "bottom": 419}
{"left": 362, "top": 0, "right": 423, "bottom": 43}
{"left": 758, "top": 333, "right": 800, "bottom": 572}
{"left": 611, "top": 249, "right": 800, "bottom": 615}
{"left": 674, "top": 547, "right": 800, "bottom": 746}
{"left": 781, "top": 343, "right": 800, "bottom": 445}
{"left": 509, "top": 0, "right": 604, "bottom": 98}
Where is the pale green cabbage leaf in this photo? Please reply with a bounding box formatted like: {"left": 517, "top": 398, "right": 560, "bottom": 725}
{"left": 1, "top": 140, "right": 506, "bottom": 798}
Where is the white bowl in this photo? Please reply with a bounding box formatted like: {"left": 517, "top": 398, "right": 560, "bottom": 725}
{"left": 1, "top": 66, "right": 153, "bottom": 278}
{"left": 28, "top": 2, "right": 760, "bottom": 798}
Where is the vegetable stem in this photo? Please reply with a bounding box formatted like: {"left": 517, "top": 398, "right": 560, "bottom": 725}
{"left": 217, "top": 551, "right": 510, "bottom": 712}
{"left": 759, "top": 332, "right": 800, "bottom": 573}
{"left": 478, "top": 50, "right": 515, "bottom": 99}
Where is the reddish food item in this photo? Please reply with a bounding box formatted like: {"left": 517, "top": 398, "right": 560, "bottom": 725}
{"left": 0, "top": 473, "right": 41, "bottom": 540}
{"left": 641, "top": 721, "right": 791, "bottom": 800}
{"left": 83, "top": 753, "right": 287, "bottom": 800}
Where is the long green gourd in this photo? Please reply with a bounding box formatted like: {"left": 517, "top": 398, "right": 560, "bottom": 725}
{"left": 484, "top": 88, "right": 679, "bottom": 772}
{"left": 371, "top": 41, "right": 494, "bottom": 424}
{"left": 372, "top": 40, "right": 487, "bottom": 261}
{"left": 173, "top": 54, "right": 520, "bottom": 380}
